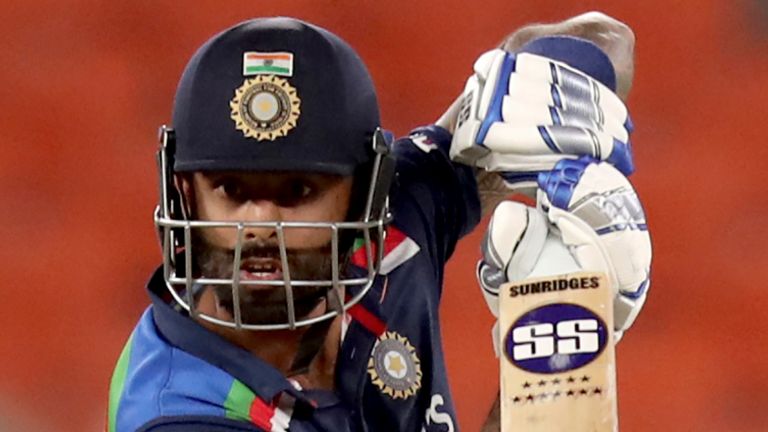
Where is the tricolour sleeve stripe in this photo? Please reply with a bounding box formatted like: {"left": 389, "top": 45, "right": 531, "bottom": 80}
{"left": 108, "top": 331, "right": 136, "bottom": 432}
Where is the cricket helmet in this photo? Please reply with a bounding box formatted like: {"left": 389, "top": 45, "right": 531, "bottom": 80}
{"left": 154, "top": 17, "right": 394, "bottom": 330}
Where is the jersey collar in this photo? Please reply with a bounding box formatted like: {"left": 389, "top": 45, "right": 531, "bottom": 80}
{"left": 146, "top": 266, "right": 322, "bottom": 407}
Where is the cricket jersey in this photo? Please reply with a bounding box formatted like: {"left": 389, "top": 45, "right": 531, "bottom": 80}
{"left": 108, "top": 125, "right": 481, "bottom": 431}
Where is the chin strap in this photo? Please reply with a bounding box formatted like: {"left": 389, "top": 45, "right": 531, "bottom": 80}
{"left": 285, "top": 261, "right": 356, "bottom": 376}
{"left": 287, "top": 315, "right": 335, "bottom": 376}
{"left": 287, "top": 285, "right": 345, "bottom": 376}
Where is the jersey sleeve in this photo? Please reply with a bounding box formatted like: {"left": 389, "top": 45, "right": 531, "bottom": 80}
{"left": 138, "top": 416, "right": 264, "bottom": 432}
{"left": 390, "top": 124, "right": 481, "bottom": 268}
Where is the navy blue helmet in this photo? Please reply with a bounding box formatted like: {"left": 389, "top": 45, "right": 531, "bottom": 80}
{"left": 155, "top": 17, "right": 394, "bottom": 330}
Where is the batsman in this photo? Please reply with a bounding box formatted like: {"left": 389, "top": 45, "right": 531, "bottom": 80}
{"left": 108, "top": 11, "right": 651, "bottom": 432}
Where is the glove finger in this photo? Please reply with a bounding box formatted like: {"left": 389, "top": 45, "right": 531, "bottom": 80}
{"left": 478, "top": 200, "right": 545, "bottom": 318}
{"left": 450, "top": 49, "right": 508, "bottom": 164}
{"left": 504, "top": 73, "right": 630, "bottom": 140}
{"left": 500, "top": 96, "right": 629, "bottom": 143}
{"left": 476, "top": 51, "right": 629, "bottom": 151}
{"left": 512, "top": 52, "right": 628, "bottom": 121}
{"left": 480, "top": 124, "right": 634, "bottom": 175}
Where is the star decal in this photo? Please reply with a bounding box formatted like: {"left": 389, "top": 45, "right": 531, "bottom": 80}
{"left": 387, "top": 353, "right": 406, "bottom": 376}
{"left": 367, "top": 331, "right": 422, "bottom": 400}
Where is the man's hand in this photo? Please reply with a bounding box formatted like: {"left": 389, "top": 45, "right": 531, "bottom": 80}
{"left": 450, "top": 42, "right": 633, "bottom": 193}
{"left": 437, "top": 11, "right": 634, "bottom": 131}
{"left": 437, "top": 12, "right": 636, "bottom": 198}
{"left": 478, "top": 158, "right": 652, "bottom": 341}
{"left": 499, "top": 11, "right": 635, "bottom": 100}
{"left": 461, "top": 12, "right": 641, "bottom": 431}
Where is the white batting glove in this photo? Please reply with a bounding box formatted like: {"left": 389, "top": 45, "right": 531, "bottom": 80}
{"left": 450, "top": 42, "right": 634, "bottom": 192}
{"left": 478, "top": 157, "right": 651, "bottom": 354}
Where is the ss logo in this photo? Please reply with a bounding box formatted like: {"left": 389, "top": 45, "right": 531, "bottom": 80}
{"left": 512, "top": 319, "right": 599, "bottom": 361}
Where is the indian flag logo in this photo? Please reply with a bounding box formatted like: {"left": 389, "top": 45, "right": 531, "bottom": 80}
{"left": 243, "top": 52, "right": 294, "bottom": 77}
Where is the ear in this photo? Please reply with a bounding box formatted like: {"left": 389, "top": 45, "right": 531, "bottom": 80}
{"left": 174, "top": 173, "right": 195, "bottom": 219}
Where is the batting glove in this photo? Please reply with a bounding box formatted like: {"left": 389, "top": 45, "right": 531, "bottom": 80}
{"left": 478, "top": 157, "right": 651, "bottom": 354}
{"left": 450, "top": 42, "right": 634, "bottom": 192}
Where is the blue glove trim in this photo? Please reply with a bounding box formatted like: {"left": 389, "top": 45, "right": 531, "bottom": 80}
{"left": 537, "top": 126, "right": 560, "bottom": 153}
{"left": 595, "top": 223, "right": 649, "bottom": 235}
{"left": 500, "top": 171, "right": 543, "bottom": 185}
{"left": 606, "top": 138, "right": 635, "bottom": 175}
{"left": 476, "top": 53, "right": 516, "bottom": 145}
{"left": 537, "top": 156, "right": 596, "bottom": 210}
{"left": 548, "top": 107, "right": 562, "bottom": 126}
{"left": 624, "top": 114, "right": 634, "bottom": 134}
{"left": 519, "top": 36, "right": 617, "bottom": 92}
{"left": 551, "top": 85, "right": 563, "bottom": 108}
{"left": 620, "top": 278, "right": 650, "bottom": 301}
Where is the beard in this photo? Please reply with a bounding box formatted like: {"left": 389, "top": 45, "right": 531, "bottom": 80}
{"left": 191, "top": 231, "right": 344, "bottom": 326}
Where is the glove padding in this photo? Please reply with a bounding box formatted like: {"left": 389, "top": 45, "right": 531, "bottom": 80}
{"left": 478, "top": 157, "right": 651, "bottom": 354}
{"left": 451, "top": 45, "right": 634, "bottom": 193}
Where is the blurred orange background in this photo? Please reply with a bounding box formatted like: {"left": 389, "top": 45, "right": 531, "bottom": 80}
{"left": 2, "top": 0, "right": 767, "bottom": 430}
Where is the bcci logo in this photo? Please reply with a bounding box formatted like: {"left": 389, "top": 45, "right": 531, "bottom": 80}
{"left": 367, "top": 331, "right": 422, "bottom": 400}
{"left": 504, "top": 303, "right": 608, "bottom": 374}
{"left": 229, "top": 75, "right": 301, "bottom": 141}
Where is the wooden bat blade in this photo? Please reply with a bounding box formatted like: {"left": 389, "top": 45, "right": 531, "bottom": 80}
{"left": 500, "top": 271, "right": 617, "bottom": 432}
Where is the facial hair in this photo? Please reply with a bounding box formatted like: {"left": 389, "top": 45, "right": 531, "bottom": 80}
{"left": 191, "top": 231, "right": 341, "bottom": 326}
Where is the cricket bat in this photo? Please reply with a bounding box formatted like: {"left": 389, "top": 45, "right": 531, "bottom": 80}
{"left": 492, "top": 12, "right": 634, "bottom": 432}
{"left": 499, "top": 271, "right": 616, "bottom": 432}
